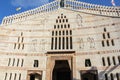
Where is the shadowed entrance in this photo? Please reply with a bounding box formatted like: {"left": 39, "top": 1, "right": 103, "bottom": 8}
{"left": 81, "top": 70, "right": 98, "bottom": 80}
{"left": 30, "top": 73, "right": 42, "bottom": 80}
{"left": 52, "top": 60, "right": 72, "bottom": 80}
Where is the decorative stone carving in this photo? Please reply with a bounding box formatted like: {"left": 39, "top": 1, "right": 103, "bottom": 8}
{"left": 76, "top": 14, "right": 82, "bottom": 27}
{"left": 87, "top": 37, "right": 95, "bottom": 49}
{"left": 78, "top": 38, "right": 84, "bottom": 49}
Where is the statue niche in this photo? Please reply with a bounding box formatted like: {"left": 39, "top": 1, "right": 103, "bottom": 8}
{"left": 60, "top": 0, "right": 64, "bottom": 7}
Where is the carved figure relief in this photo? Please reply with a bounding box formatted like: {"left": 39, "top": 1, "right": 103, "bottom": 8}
{"left": 87, "top": 37, "right": 95, "bottom": 49}
{"left": 32, "top": 39, "right": 38, "bottom": 52}
{"left": 40, "top": 39, "right": 47, "bottom": 50}
{"left": 76, "top": 14, "right": 82, "bottom": 27}
{"left": 78, "top": 38, "right": 84, "bottom": 49}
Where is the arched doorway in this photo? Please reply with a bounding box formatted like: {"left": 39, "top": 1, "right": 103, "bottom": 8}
{"left": 52, "top": 60, "right": 72, "bottom": 80}
{"left": 30, "top": 73, "right": 42, "bottom": 80}
{"left": 27, "top": 70, "right": 42, "bottom": 80}
{"left": 81, "top": 70, "right": 98, "bottom": 80}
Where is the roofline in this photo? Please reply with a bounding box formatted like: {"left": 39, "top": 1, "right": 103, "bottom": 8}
{"left": 1, "top": 0, "right": 120, "bottom": 25}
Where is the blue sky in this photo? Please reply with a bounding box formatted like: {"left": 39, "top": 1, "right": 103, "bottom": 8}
{"left": 0, "top": 0, "right": 120, "bottom": 24}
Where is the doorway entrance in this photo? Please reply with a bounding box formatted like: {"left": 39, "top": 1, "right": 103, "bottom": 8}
{"left": 81, "top": 70, "right": 98, "bottom": 80}
{"left": 52, "top": 60, "right": 72, "bottom": 80}
{"left": 29, "top": 73, "right": 42, "bottom": 80}
{"left": 30, "top": 73, "right": 42, "bottom": 80}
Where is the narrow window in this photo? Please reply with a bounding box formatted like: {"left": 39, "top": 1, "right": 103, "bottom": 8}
{"left": 104, "top": 28, "right": 107, "bottom": 32}
{"left": 107, "top": 57, "right": 111, "bottom": 66}
{"left": 4, "top": 73, "right": 7, "bottom": 80}
{"left": 14, "top": 73, "right": 17, "bottom": 80}
{"left": 107, "top": 33, "right": 110, "bottom": 38}
{"left": 66, "top": 19, "right": 68, "bottom": 22}
{"left": 106, "top": 40, "right": 109, "bottom": 46}
{"left": 12, "top": 58, "right": 15, "bottom": 66}
{"left": 70, "top": 37, "right": 73, "bottom": 49}
{"left": 51, "top": 38, "right": 54, "bottom": 50}
{"left": 17, "top": 59, "right": 19, "bottom": 67}
{"left": 18, "top": 44, "right": 20, "bottom": 49}
{"left": 34, "top": 60, "right": 39, "bottom": 67}
{"left": 59, "top": 37, "right": 61, "bottom": 49}
{"left": 112, "top": 56, "right": 116, "bottom": 65}
{"left": 9, "top": 73, "right": 12, "bottom": 80}
{"left": 66, "top": 30, "right": 68, "bottom": 35}
{"left": 21, "top": 32, "right": 23, "bottom": 36}
{"left": 56, "top": 31, "right": 58, "bottom": 36}
{"left": 19, "top": 74, "right": 21, "bottom": 80}
{"left": 61, "top": 25, "right": 63, "bottom": 28}
{"left": 58, "top": 25, "right": 59, "bottom": 28}
{"left": 59, "top": 31, "right": 61, "bottom": 35}
{"left": 63, "top": 19, "right": 65, "bottom": 23}
{"left": 102, "top": 40, "right": 105, "bottom": 47}
{"left": 56, "top": 19, "right": 58, "bottom": 23}
{"left": 8, "top": 58, "right": 11, "bottom": 66}
{"left": 111, "top": 39, "right": 115, "bottom": 46}
{"left": 66, "top": 37, "right": 69, "bottom": 49}
{"left": 70, "top": 30, "right": 72, "bottom": 35}
{"left": 118, "top": 56, "right": 120, "bottom": 64}
{"left": 59, "top": 19, "right": 61, "bottom": 23}
{"left": 116, "top": 73, "right": 119, "bottom": 80}
{"left": 105, "top": 73, "right": 108, "bottom": 80}
{"left": 22, "top": 44, "right": 24, "bottom": 50}
{"left": 110, "top": 73, "right": 114, "bottom": 80}
{"left": 21, "top": 59, "right": 24, "bottom": 67}
{"left": 85, "top": 59, "right": 91, "bottom": 67}
{"left": 14, "top": 43, "right": 16, "bottom": 49}
{"left": 54, "top": 25, "right": 56, "bottom": 29}
{"left": 68, "top": 24, "right": 70, "bottom": 28}
{"left": 64, "top": 24, "right": 66, "bottom": 28}
{"left": 63, "top": 31, "right": 65, "bottom": 35}
{"left": 103, "top": 33, "right": 106, "bottom": 39}
{"left": 64, "top": 16, "right": 66, "bottom": 18}
{"left": 62, "top": 37, "right": 65, "bottom": 49}
{"left": 21, "top": 37, "right": 24, "bottom": 43}
{"left": 102, "top": 57, "right": 106, "bottom": 66}
{"left": 55, "top": 37, "right": 57, "bottom": 49}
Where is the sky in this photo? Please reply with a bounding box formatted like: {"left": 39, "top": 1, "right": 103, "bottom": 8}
{"left": 0, "top": 0, "right": 120, "bottom": 24}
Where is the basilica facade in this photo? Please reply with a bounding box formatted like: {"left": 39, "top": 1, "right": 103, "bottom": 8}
{"left": 0, "top": 0, "right": 120, "bottom": 80}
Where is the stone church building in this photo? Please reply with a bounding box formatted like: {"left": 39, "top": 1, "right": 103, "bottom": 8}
{"left": 0, "top": 0, "right": 120, "bottom": 80}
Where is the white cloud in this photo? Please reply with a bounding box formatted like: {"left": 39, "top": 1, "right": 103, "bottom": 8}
{"left": 11, "top": 0, "right": 49, "bottom": 8}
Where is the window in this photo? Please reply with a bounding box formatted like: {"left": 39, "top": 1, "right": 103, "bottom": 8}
{"left": 8, "top": 58, "right": 11, "bottom": 66}
{"left": 34, "top": 60, "right": 39, "bottom": 67}
{"left": 12, "top": 58, "right": 15, "bottom": 66}
{"left": 85, "top": 59, "right": 91, "bottom": 67}
{"left": 116, "top": 73, "right": 119, "bottom": 80}
{"left": 4, "top": 73, "right": 7, "bottom": 80}
{"left": 9, "top": 73, "right": 12, "bottom": 80}
{"left": 111, "top": 39, "right": 114, "bottom": 46}
{"left": 102, "top": 40, "right": 105, "bottom": 47}
{"left": 112, "top": 56, "right": 116, "bottom": 65}
{"left": 107, "top": 57, "right": 111, "bottom": 66}
{"left": 118, "top": 56, "right": 120, "bottom": 64}
{"left": 110, "top": 73, "right": 114, "bottom": 80}
{"left": 105, "top": 74, "right": 108, "bottom": 80}
{"left": 21, "top": 59, "right": 24, "bottom": 67}
{"left": 51, "top": 14, "right": 73, "bottom": 50}
{"left": 19, "top": 73, "right": 21, "bottom": 80}
{"left": 102, "top": 57, "right": 106, "bottom": 66}
{"left": 17, "top": 59, "right": 19, "bottom": 67}
{"left": 51, "top": 38, "right": 54, "bottom": 50}
{"left": 14, "top": 73, "right": 17, "bottom": 80}
{"left": 103, "top": 33, "right": 106, "bottom": 39}
{"left": 106, "top": 40, "right": 109, "bottom": 46}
